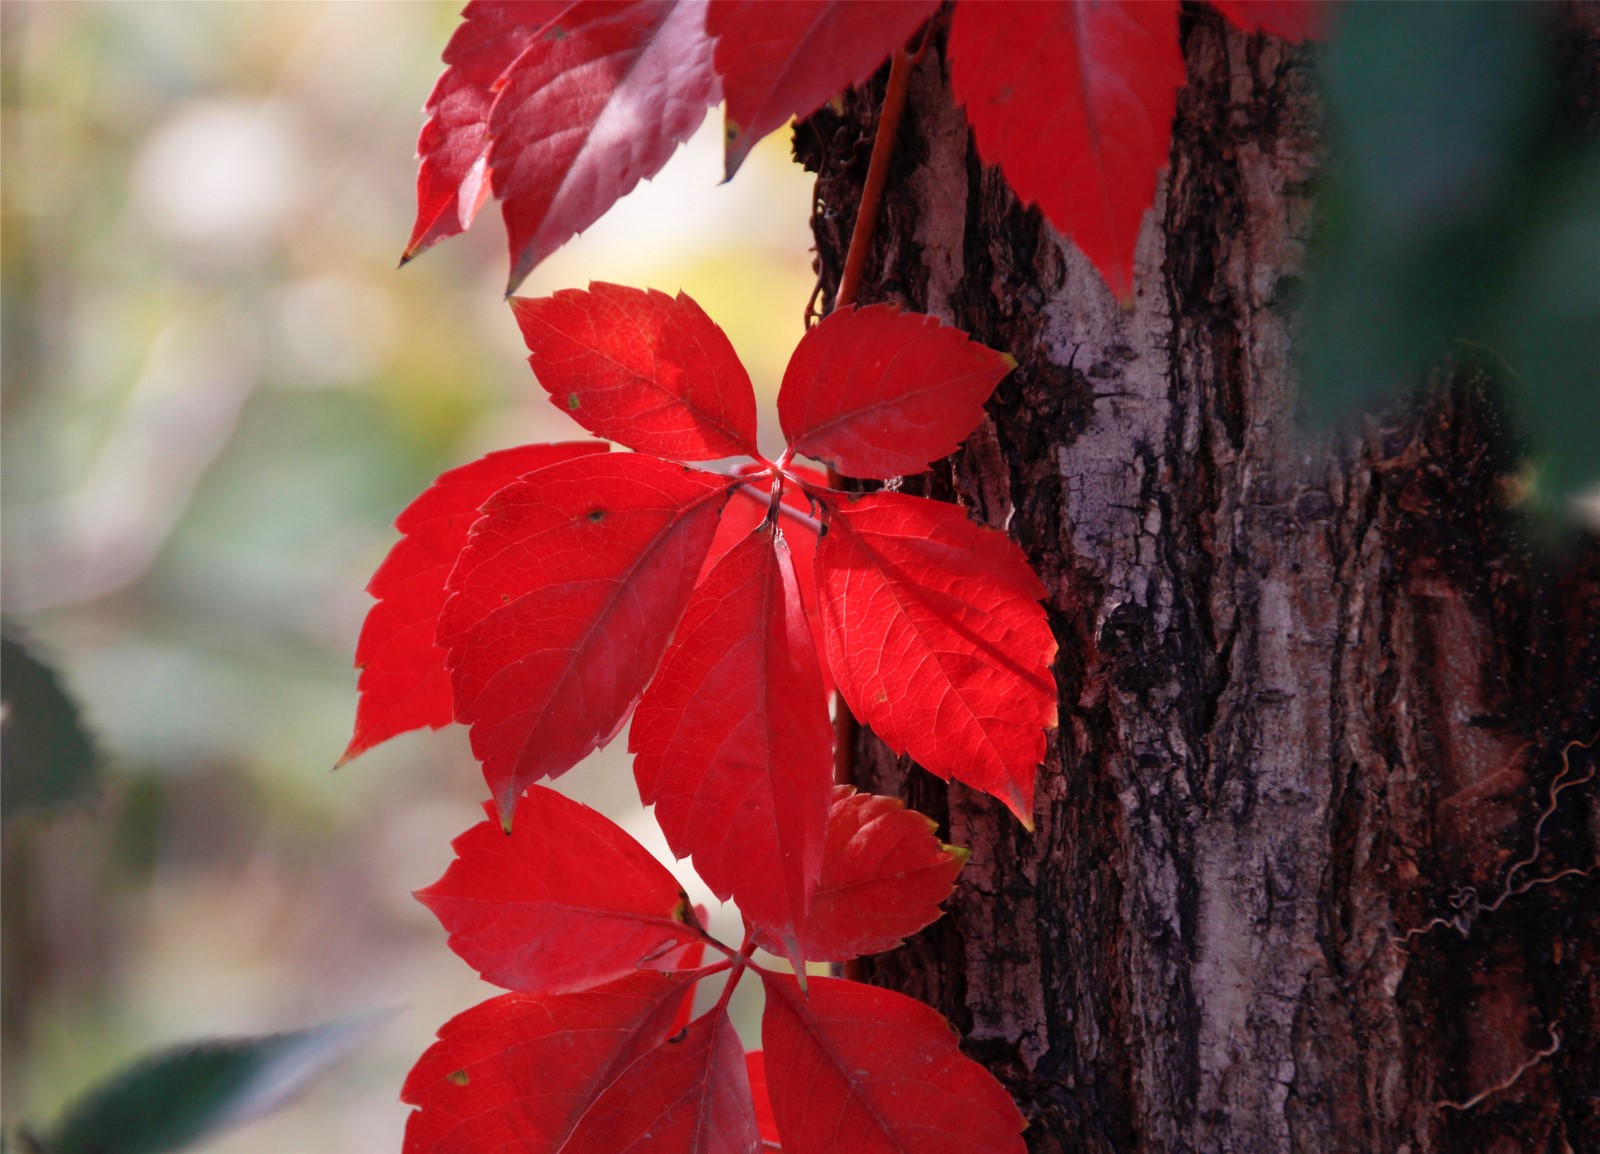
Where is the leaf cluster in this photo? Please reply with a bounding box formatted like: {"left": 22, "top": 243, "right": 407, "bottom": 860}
{"left": 405, "top": 0, "right": 1310, "bottom": 301}
{"left": 348, "top": 282, "right": 1053, "bottom": 1151}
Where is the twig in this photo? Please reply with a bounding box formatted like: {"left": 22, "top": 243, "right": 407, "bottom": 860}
{"left": 1399, "top": 736, "right": 1597, "bottom": 944}
{"left": 1434, "top": 1022, "right": 1562, "bottom": 1114}
{"left": 1482, "top": 736, "right": 1596, "bottom": 913}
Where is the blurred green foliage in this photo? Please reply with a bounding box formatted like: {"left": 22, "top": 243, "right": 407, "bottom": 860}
{"left": 1, "top": 627, "right": 101, "bottom": 819}
{"left": 1304, "top": 1, "right": 1599, "bottom": 513}
{"left": 27, "top": 1014, "right": 380, "bottom": 1154}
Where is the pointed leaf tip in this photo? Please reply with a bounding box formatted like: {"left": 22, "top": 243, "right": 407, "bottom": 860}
{"left": 709, "top": 0, "right": 939, "bottom": 189}
{"left": 485, "top": 1, "right": 720, "bottom": 287}
{"left": 949, "top": 0, "right": 1182, "bottom": 301}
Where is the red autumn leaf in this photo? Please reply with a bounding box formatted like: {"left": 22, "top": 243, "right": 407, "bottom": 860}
{"left": 512, "top": 283, "right": 760, "bottom": 460}
{"left": 415, "top": 787, "right": 701, "bottom": 996}
{"left": 438, "top": 453, "right": 733, "bottom": 823}
{"left": 760, "top": 974, "right": 1026, "bottom": 1154}
{"left": 778, "top": 304, "right": 1014, "bottom": 480}
{"left": 755, "top": 787, "right": 967, "bottom": 962}
{"left": 708, "top": 0, "right": 940, "bottom": 178}
{"left": 744, "top": 1051, "right": 780, "bottom": 1150}
{"left": 403, "top": 1, "right": 572, "bottom": 262}
{"left": 401, "top": 973, "right": 690, "bottom": 1154}
{"left": 1211, "top": 0, "right": 1325, "bottom": 42}
{"left": 631, "top": 526, "right": 833, "bottom": 967}
{"left": 705, "top": 470, "right": 831, "bottom": 694}
{"left": 563, "top": 1011, "right": 760, "bottom": 1154}
{"left": 949, "top": 0, "right": 1184, "bottom": 301}
{"left": 814, "top": 492, "right": 1056, "bottom": 826}
{"left": 487, "top": 0, "right": 721, "bottom": 293}
{"left": 341, "top": 441, "right": 605, "bottom": 764}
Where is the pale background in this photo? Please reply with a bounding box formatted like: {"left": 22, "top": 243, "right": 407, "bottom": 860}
{"left": 1, "top": 3, "right": 817, "bottom": 1149}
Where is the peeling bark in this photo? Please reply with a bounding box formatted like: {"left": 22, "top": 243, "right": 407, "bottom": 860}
{"left": 798, "top": 10, "right": 1600, "bottom": 1153}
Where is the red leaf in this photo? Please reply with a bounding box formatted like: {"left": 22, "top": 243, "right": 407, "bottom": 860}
{"left": 415, "top": 786, "right": 700, "bottom": 995}
{"left": 756, "top": 787, "right": 967, "bottom": 962}
{"left": 814, "top": 492, "right": 1056, "bottom": 825}
{"left": 564, "top": 1011, "right": 760, "bottom": 1154}
{"left": 778, "top": 304, "right": 1014, "bottom": 480}
{"left": 401, "top": 973, "right": 690, "bottom": 1154}
{"left": 949, "top": 0, "right": 1184, "bottom": 301}
{"left": 439, "top": 453, "right": 733, "bottom": 823}
{"left": 744, "top": 1051, "right": 780, "bottom": 1149}
{"left": 705, "top": 471, "right": 831, "bottom": 695}
{"left": 512, "top": 283, "right": 760, "bottom": 460}
{"left": 487, "top": 0, "right": 720, "bottom": 293}
{"left": 760, "top": 974, "right": 1026, "bottom": 1154}
{"left": 341, "top": 441, "right": 606, "bottom": 764}
{"left": 403, "top": 1, "right": 572, "bottom": 261}
{"left": 631, "top": 526, "right": 833, "bottom": 967}
{"left": 1211, "top": 0, "right": 1325, "bottom": 42}
{"left": 708, "top": 0, "right": 939, "bottom": 178}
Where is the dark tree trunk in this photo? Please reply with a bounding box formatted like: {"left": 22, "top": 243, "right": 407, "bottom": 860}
{"left": 799, "top": 9, "right": 1600, "bottom": 1153}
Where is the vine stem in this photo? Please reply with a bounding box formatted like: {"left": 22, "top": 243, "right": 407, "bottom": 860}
{"left": 834, "top": 47, "right": 915, "bottom": 311}
{"left": 825, "top": 48, "right": 919, "bottom": 983}
{"left": 828, "top": 43, "right": 916, "bottom": 799}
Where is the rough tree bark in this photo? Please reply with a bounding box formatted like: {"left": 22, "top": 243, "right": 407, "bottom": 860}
{"left": 798, "top": 9, "right": 1600, "bottom": 1153}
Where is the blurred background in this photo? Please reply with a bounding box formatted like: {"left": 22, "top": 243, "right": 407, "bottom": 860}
{"left": 7, "top": 2, "right": 1597, "bottom": 1151}
{"left": 1, "top": 3, "right": 815, "bottom": 1149}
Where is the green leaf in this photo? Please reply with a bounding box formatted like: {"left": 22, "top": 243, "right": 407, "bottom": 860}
{"left": 1, "top": 625, "right": 100, "bottom": 819}
{"left": 1500, "top": 156, "right": 1600, "bottom": 509}
{"left": 37, "top": 1013, "right": 384, "bottom": 1154}
{"left": 1302, "top": 2, "right": 1599, "bottom": 511}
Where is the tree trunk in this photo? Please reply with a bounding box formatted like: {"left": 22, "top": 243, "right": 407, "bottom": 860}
{"left": 799, "top": 10, "right": 1600, "bottom": 1153}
